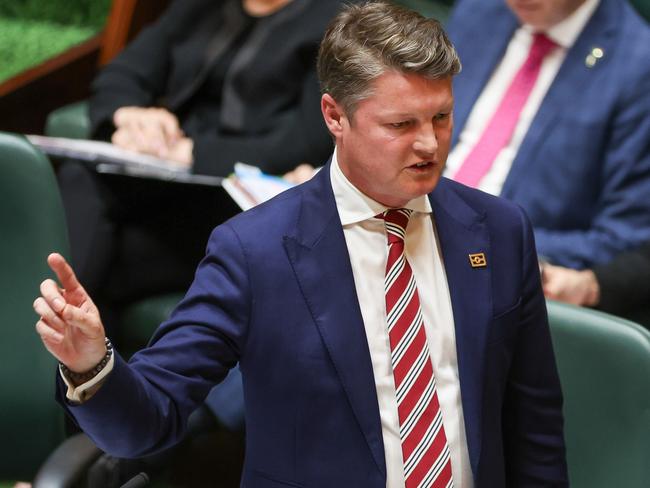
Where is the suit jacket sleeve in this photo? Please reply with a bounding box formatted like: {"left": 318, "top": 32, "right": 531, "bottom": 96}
{"left": 57, "top": 223, "right": 251, "bottom": 458}
{"left": 504, "top": 207, "right": 568, "bottom": 485}
{"left": 532, "top": 43, "right": 650, "bottom": 268}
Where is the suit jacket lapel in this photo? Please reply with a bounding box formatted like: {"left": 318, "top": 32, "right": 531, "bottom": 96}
{"left": 429, "top": 179, "right": 492, "bottom": 475}
{"left": 283, "top": 165, "right": 387, "bottom": 477}
{"left": 502, "top": 0, "right": 618, "bottom": 197}
{"left": 282, "top": 171, "right": 494, "bottom": 477}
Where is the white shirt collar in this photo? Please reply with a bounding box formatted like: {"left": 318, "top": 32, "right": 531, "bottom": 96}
{"left": 523, "top": 0, "right": 600, "bottom": 49}
{"left": 330, "top": 149, "right": 432, "bottom": 226}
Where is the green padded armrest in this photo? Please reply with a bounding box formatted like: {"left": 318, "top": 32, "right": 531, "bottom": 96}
{"left": 0, "top": 132, "right": 68, "bottom": 479}
{"left": 547, "top": 300, "right": 650, "bottom": 488}
{"left": 120, "top": 292, "right": 185, "bottom": 358}
{"left": 44, "top": 100, "right": 91, "bottom": 139}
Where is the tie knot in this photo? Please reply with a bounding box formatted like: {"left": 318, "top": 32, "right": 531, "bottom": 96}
{"left": 379, "top": 208, "right": 412, "bottom": 244}
{"left": 530, "top": 32, "right": 557, "bottom": 60}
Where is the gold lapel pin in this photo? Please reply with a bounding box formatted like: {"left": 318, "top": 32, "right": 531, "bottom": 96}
{"left": 468, "top": 252, "right": 487, "bottom": 268}
{"left": 585, "top": 46, "right": 604, "bottom": 68}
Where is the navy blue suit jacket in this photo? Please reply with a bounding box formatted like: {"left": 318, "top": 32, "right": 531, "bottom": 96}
{"left": 447, "top": 0, "right": 650, "bottom": 268}
{"left": 61, "top": 167, "right": 567, "bottom": 486}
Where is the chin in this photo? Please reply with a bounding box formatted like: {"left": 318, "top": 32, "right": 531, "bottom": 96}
{"left": 406, "top": 182, "right": 439, "bottom": 202}
{"left": 420, "top": 175, "right": 442, "bottom": 194}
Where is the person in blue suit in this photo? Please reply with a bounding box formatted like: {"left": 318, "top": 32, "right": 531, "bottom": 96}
{"left": 33, "top": 2, "right": 567, "bottom": 486}
{"left": 445, "top": 0, "right": 650, "bottom": 269}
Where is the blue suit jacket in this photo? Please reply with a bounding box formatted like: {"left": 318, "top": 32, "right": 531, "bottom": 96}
{"left": 447, "top": 0, "right": 650, "bottom": 268}
{"left": 61, "top": 167, "right": 567, "bottom": 487}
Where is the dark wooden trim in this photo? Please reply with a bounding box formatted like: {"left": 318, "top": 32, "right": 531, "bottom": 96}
{"left": 100, "top": 0, "right": 170, "bottom": 65}
{"left": 0, "top": 35, "right": 102, "bottom": 134}
{"left": 99, "top": 0, "right": 137, "bottom": 65}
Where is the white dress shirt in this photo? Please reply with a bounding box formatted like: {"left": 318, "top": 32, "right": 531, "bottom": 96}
{"left": 445, "top": 0, "right": 600, "bottom": 195}
{"left": 330, "top": 153, "right": 473, "bottom": 487}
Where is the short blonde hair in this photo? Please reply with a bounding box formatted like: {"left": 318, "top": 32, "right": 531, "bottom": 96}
{"left": 318, "top": 1, "right": 461, "bottom": 116}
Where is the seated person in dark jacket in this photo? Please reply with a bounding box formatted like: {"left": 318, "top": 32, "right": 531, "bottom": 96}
{"left": 543, "top": 242, "right": 650, "bottom": 327}
{"left": 91, "top": 0, "right": 340, "bottom": 176}
{"left": 57, "top": 0, "right": 346, "bottom": 330}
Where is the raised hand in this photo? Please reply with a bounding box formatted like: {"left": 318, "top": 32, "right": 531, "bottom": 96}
{"left": 33, "top": 253, "right": 107, "bottom": 374}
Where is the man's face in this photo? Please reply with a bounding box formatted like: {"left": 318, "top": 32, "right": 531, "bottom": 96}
{"left": 506, "top": 0, "right": 587, "bottom": 30}
{"left": 322, "top": 72, "right": 454, "bottom": 208}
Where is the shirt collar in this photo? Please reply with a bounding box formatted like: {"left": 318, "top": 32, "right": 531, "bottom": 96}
{"left": 523, "top": 0, "right": 600, "bottom": 49}
{"left": 330, "top": 149, "right": 432, "bottom": 226}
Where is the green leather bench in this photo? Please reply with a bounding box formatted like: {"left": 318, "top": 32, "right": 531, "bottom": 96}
{"left": 0, "top": 132, "right": 68, "bottom": 482}
{"left": 547, "top": 300, "right": 650, "bottom": 488}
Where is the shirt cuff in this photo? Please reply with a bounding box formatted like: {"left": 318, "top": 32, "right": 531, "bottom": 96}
{"left": 60, "top": 353, "right": 115, "bottom": 403}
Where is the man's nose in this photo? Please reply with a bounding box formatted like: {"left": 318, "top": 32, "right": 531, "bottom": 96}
{"left": 412, "top": 124, "right": 438, "bottom": 157}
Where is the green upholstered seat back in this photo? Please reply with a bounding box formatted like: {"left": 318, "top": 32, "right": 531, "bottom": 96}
{"left": 393, "top": 0, "right": 454, "bottom": 23}
{"left": 630, "top": 0, "right": 650, "bottom": 21}
{"left": 120, "top": 292, "right": 184, "bottom": 358}
{"left": 0, "top": 132, "right": 67, "bottom": 479}
{"left": 547, "top": 300, "right": 650, "bottom": 488}
{"left": 44, "top": 101, "right": 91, "bottom": 140}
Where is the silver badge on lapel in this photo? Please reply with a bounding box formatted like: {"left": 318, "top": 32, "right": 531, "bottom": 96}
{"left": 585, "top": 47, "right": 604, "bottom": 68}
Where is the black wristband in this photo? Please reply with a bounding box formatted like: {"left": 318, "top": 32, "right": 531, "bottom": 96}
{"left": 60, "top": 337, "right": 113, "bottom": 385}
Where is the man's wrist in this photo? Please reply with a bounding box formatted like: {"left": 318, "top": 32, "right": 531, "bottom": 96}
{"left": 59, "top": 338, "right": 113, "bottom": 387}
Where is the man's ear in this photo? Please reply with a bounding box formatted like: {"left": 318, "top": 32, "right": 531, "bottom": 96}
{"left": 321, "top": 93, "right": 347, "bottom": 138}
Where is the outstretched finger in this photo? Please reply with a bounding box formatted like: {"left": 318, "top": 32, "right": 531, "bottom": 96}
{"left": 40, "top": 277, "right": 67, "bottom": 314}
{"left": 47, "top": 253, "right": 87, "bottom": 305}
{"left": 36, "top": 319, "right": 64, "bottom": 345}
{"left": 33, "top": 297, "right": 66, "bottom": 332}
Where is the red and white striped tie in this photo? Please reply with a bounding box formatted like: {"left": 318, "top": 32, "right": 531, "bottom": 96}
{"left": 380, "top": 209, "right": 453, "bottom": 488}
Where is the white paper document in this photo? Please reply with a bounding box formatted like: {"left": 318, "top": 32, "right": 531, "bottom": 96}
{"left": 222, "top": 163, "right": 295, "bottom": 211}
{"left": 26, "top": 135, "right": 222, "bottom": 186}
{"left": 26, "top": 136, "right": 296, "bottom": 202}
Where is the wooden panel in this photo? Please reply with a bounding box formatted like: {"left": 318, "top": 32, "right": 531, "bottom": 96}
{"left": 0, "top": 35, "right": 102, "bottom": 134}
{"left": 100, "top": 0, "right": 170, "bottom": 65}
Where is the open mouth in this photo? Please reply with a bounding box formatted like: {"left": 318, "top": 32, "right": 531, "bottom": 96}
{"left": 408, "top": 161, "right": 434, "bottom": 170}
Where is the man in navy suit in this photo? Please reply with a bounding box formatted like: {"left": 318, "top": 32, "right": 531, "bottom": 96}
{"left": 34, "top": 2, "right": 567, "bottom": 486}
{"left": 445, "top": 0, "right": 650, "bottom": 270}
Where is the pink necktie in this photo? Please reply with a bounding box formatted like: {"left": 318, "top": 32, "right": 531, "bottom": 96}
{"left": 380, "top": 209, "right": 453, "bottom": 488}
{"left": 453, "top": 33, "right": 557, "bottom": 187}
